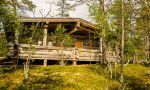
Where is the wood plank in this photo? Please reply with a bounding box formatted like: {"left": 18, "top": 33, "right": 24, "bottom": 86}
{"left": 0, "top": 57, "right": 6, "bottom": 60}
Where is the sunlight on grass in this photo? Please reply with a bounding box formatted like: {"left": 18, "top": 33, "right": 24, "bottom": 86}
{"left": 1, "top": 64, "right": 150, "bottom": 90}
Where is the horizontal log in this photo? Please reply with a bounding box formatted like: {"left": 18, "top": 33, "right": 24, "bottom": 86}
{"left": 79, "top": 55, "right": 100, "bottom": 57}
{"left": 0, "top": 57, "right": 6, "bottom": 60}
{"left": 20, "top": 57, "right": 75, "bottom": 61}
{"left": 19, "top": 52, "right": 101, "bottom": 58}
{"left": 19, "top": 54, "right": 100, "bottom": 61}
{"left": 79, "top": 49, "right": 100, "bottom": 53}
{"left": 20, "top": 44, "right": 75, "bottom": 50}
{"left": 19, "top": 44, "right": 100, "bottom": 52}
{"left": 17, "top": 44, "right": 119, "bottom": 62}
{"left": 79, "top": 57, "right": 100, "bottom": 60}
{"left": 19, "top": 51, "right": 74, "bottom": 55}
{"left": 19, "top": 49, "right": 101, "bottom": 56}
{"left": 20, "top": 57, "right": 74, "bottom": 61}
{"left": 19, "top": 54, "right": 73, "bottom": 58}
{"left": 19, "top": 56, "right": 100, "bottom": 61}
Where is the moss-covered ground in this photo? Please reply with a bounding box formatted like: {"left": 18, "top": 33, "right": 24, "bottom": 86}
{"left": 0, "top": 64, "right": 150, "bottom": 90}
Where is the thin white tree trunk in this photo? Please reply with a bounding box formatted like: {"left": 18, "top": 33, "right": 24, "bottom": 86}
{"left": 120, "top": 0, "right": 125, "bottom": 83}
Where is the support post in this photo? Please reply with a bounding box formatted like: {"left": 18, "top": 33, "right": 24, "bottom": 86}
{"left": 99, "top": 38, "right": 103, "bottom": 53}
{"left": 73, "top": 60, "right": 77, "bottom": 66}
{"left": 43, "top": 59, "right": 47, "bottom": 66}
{"left": 43, "top": 25, "right": 48, "bottom": 66}
{"left": 99, "top": 37, "right": 103, "bottom": 63}
{"left": 60, "top": 60, "right": 65, "bottom": 66}
{"left": 72, "top": 47, "right": 78, "bottom": 66}
{"left": 43, "top": 25, "right": 48, "bottom": 46}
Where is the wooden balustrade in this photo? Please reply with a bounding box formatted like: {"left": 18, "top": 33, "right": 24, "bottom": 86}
{"left": 18, "top": 44, "right": 102, "bottom": 61}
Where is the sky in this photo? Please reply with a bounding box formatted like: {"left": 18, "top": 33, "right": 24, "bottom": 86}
{"left": 26, "top": 0, "right": 90, "bottom": 21}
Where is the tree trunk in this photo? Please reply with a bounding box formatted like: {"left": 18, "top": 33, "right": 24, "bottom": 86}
{"left": 11, "top": 0, "right": 17, "bottom": 16}
{"left": 148, "top": 1, "right": 150, "bottom": 61}
{"left": 120, "top": 0, "right": 125, "bottom": 83}
{"left": 60, "top": 40, "right": 65, "bottom": 65}
{"left": 99, "top": 0, "right": 107, "bottom": 64}
{"left": 12, "top": 0, "right": 19, "bottom": 66}
{"left": 24, "top": 42, "right": 32, "bottom": 81}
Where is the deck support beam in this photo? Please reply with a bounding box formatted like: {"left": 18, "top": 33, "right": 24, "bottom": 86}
{"left": 43, "top": 25, "right": 48, "bottom": 66}
{"left": 43, "top": 59, "right": 47, "bottom": 66}
{"left": 73, "top": 60, "right": 77, "bottom": 66}
{"left": 59, "top": 60, "right": 65, "bottom": 66}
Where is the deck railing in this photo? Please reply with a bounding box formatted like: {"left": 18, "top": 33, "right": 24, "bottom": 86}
{"left": 18, "top": 44, "right": 102, "bottom": 61}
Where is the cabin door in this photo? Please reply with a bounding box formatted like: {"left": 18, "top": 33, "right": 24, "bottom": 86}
{"left": 75, "top": 41, "right": 83, "bottom": 48}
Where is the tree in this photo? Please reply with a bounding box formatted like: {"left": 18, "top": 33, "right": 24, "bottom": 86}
{"left": 0, "top": 0, "right": 36, "bottom": 62}
{"left": 0, "top": 0, "right": 37, "bottom": 80}
{"left": 10, "top": 0, "right": 36, "bottom": 16}
{"left": 0, "top": 0, "right": 18, "bottom": 58}
{"left": 89, "top": 0, "right": 110, "bottom": 64}
{"left": 120, "top": 0, "right": 125, "bottom": 83}
{"left": 21, "top": 23, "right": 44, "bottom": 80}
{"left": 88, "top": 0, "right": 114, "bottom": 79}
{"left": 51, "top": 24, "right": 74, "bottom": 65}
{"left": 56, "top": 0, "right": 75, "bottom": 18}
{"left": 20, "top": 7, "right": 52, "bottom": 80}
{"left": 0, "top": 33, "right": 8, "bottom": 57}
{"left": 136, "top": 0, "right": 150, "bottom": 61}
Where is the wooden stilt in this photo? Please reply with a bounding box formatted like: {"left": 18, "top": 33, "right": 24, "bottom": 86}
{"left": 44, "top": 59, "right": 47, "bottom": 66}
{"left": 73, "top": 60, "right": 77, "bottom": 66}
{"left": 59, "top": 60, "right": 65, "bottom": 65}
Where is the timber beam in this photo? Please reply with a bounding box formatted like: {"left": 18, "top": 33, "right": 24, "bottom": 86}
{"left": 68, "top": 22, "right": 80, "bottom": 34}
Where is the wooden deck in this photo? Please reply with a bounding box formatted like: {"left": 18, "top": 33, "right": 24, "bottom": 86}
{"left": 18, "top": 44, "right": 102, "bottom": 61}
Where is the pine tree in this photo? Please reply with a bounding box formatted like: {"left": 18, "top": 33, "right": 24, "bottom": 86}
{"left": 56, "top": 0, "right": 75, "bottom": 18}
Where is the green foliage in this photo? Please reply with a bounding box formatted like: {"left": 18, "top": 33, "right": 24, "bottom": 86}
{"left": 56, "top": 0, "right": 75, "bottom": 18}
{"left": 21, "top": 0, "right": 36, "bottom": 11}
{"left": 88, "top": 1, "right": 110, "bottom": 38}
{"left": 51, "top": 24, "right": 74, "bottom": 47}
{"left": 0, "top": 0, "right": 36, "bottom": 57}
{"left": 105, "top": 0, "right": 148, "bottom": 61}
{"left": 19, "top": 23, "right": 44, "bottom": 44}
{"left": 0, "top": 0, "right": 16, "bottom": 56}
{"left": 0, "top": 33, "right": 8, "bottom": 57}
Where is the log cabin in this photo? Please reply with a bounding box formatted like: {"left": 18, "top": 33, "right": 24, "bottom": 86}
{"left": 2, "top": 18, "right": 117, "bottom": 65}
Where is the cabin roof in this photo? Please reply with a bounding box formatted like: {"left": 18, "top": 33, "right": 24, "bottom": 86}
{"left": 19, "top": 18, "right": 96, "bottom": 29}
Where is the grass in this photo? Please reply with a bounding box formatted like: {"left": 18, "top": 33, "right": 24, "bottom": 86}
{"left": 0, "top": 64, "right": 150, "bottom": 90}
{"left": 123, "top": 64, "right": 150, "bottom": 90}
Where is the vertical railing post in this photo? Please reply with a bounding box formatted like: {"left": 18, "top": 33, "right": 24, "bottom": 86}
{"left": 73, "top": 47, "right": 78, "bottom": 66}
{"left": 43, "top": 24, "right": 48, "bottom": 66}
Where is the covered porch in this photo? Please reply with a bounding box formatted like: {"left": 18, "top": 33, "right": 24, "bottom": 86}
{"left": 17, "top": 18, "right": 102, "bottom": 65}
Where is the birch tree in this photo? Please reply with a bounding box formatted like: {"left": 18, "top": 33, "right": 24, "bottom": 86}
{"left": 88, "top": 0, "right": 114, "bottom": 79}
